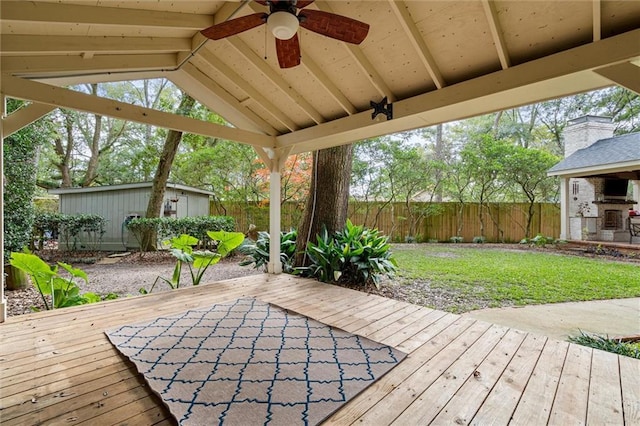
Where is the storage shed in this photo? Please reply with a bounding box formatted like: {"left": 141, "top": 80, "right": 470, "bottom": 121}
{"left": 48, "top": 182, "right": 214, "bottom": 251}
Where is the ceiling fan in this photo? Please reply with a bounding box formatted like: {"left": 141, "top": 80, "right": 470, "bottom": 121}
{"left": 200, "top": 0, "right": 370, "bottom": 69}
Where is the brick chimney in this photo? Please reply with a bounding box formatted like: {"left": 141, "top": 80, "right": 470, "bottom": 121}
{"left": 563, "top": 115, "right": 615, "bottom": 158}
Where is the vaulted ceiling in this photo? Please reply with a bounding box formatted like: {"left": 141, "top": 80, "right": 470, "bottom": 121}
{"left": 2, "top": 0, "right": 640, "bottom": 158}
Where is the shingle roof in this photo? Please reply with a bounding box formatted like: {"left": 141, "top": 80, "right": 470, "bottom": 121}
{"left": 548, "top": 132, "right": 640, "bottom": 174}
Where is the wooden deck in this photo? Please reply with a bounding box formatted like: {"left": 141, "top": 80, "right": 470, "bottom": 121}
{"left": 1, "top": 274, "right": 639, "bottom": 425}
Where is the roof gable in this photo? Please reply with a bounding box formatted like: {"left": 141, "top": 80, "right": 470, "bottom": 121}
{"left": 548, "top": 132, "right": 640, "bottom": 176}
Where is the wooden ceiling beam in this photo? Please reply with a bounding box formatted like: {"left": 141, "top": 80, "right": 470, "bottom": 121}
{"left": 594, "top": 62, "right": 640, "bottom": 95}
{"left": 388, "top": 0, "right": 446, "bottom": 89}
{"left": 0, "top": 1, "right": 212, "bottom": 29}
{"left": 213, "top": 1, "right": 253, "bottom": 25}
{"left": 593, "top": 0, "right": 602, "bottom": 42}
{"left": 279, "top": 30, "right": 640, "bottom": 153}
{"left": 1, "top": 75, "right": 275, "bottom": 148}
{"left": 314, "top": 1, "right": 395, "bottom": 102}
{"left": 226, "top": 37, "right": 326, "bottom": 124}
{"left": 192, "top": 47, "right": 300, "bottom": 132}
{"left": 1, "top": 102, "right": 56, "bottom": 137}
{"left": 300, "top": 57, "right": 358, "bottom": 115}
{"left": 2, "top": 54, "right": 178, "bottom": 79}
{"left": 2, "top": 35, "right": 190, "bottom": 55}
{"left": 481, "top": 0, "right": 511, "bottom": 69}
{"left": 178, "top": 62, "right": 278, "bottom": 136}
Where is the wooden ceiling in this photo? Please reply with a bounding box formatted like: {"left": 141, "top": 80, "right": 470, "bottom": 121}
{"left": 2, "top": 0, "right": 640, "bottom": 158}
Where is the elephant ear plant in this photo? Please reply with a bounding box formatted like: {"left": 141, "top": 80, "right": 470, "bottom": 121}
{"left": 9, "top": 251, "right": 100, "bottom": 310}
{"left": 141, "top": 230, "right": 245, "bottom": 294}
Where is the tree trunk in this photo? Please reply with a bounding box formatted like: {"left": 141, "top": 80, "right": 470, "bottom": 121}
{"left": 54, "top": 112, "right": 75, "bottom": 188}
{"left": 294, "top": 144, "right": 353, "bottom": 266}
{"left": 434, "top": 124, "right": 444, "bottom": 202}
{"left": 140, "top": 92, "right": 196, "bottom": 251}
{"left": 82, "top": 105, "right": 102, "bottom": 187}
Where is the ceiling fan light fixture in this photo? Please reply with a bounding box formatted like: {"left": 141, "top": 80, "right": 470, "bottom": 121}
{"left": 267, "top": 11, "right": 299, "bottom": 40}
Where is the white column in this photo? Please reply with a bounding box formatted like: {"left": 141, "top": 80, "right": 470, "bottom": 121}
{"left": 267, "top": 157, "right": 282, "bottom": 274}
{"left": 633, "top": 180, "right": 640, "bottom": 212}
{"left": 1, "top": 95, "right": 7, "bottom": 322}
{"left": 559, "top": 177, "right": 570, "bottom": 240}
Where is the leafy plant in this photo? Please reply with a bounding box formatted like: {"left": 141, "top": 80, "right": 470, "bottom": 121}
{"left": 449, "top": 236, "right": 464, "bottom": 243}
{"left": 4, "top": 102, "right": 43, "bottom": 262}
{"left": 238, "top": 229, "right": 298, "bottom": 273}
{"left": 472, "top": 236, "right": 486, "bottom": 244}
{"left": 141, "top": 230, "right": 245, "bottom": 293}
{"left": 126, "top": 216, "right": 235, "bottom": 251}
{"left": 569, "top": 331, "right": 640, "bottom": 359}
{"left": 302, "top": 220, "right": 398, "bottom": 289}
{"left": 519, "top": 234, "right": 555, "bottom": 247}
{"left": 58, "top": 214, "right": 107, "bottom": 251}
{"left": 9, "top": 251, "right": 100, "bottom": 310}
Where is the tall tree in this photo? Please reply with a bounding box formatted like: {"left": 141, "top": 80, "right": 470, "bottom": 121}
{"left": 140, "top": 91, "right": 196, "bottom": 251}
{"left": 294, "top": 145, "right": 353, "bottom": 266}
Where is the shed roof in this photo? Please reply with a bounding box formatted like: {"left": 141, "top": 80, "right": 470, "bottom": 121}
{"left": 48, "top": 182, "right": 214, "bottom": 196}
{"left": 548, "top": 132, "right": 640, "bottom": 178}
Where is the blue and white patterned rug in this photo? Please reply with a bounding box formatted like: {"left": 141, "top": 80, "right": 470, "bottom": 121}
{"left": 106, "top": 298, "right": 406, "bottom": 425}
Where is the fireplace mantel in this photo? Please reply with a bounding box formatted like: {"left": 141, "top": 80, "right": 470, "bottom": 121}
{"left": 592, "top": 200, "right": 637, "bottom": 205}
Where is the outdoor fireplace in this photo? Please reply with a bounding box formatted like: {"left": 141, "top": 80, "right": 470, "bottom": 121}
{"left": 603, "top": 210, "right": 623, "bottom": 230}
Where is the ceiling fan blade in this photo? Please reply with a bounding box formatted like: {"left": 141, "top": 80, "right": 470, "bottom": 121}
{"left": 201, "top": 13, "right": 266, "bottom": 40}
{"left": 299, "top": 9, "right": 369, "bottom": 44}
{"left": 275, "top": 34, "right": 301, "bottom": 68}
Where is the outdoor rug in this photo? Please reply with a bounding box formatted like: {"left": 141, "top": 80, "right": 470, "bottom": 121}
{"left": 105, "top": 298, "right": 406, "bottom": 425}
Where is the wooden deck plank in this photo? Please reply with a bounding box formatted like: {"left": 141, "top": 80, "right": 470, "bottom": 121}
{"left": 510, "top": 339, "right": 569, "bottom": 425}
{"left": 620, "top": 354, "right": 640, "bottom": 424}
{"left": 390, "top": 324, "right": 510, "bottom": 424}
{"left": 2, "top": 366, "right": 136, "bottom": 423}
{"left": 430, "top": 327, "right": 528, "bottom": 424}
{"left": 548, "top": 343, "right": 592, "bottom": 424}
{"left": 365, "top": 306, "right": 444, "bottom": 343}
{"left": 1, "top": 275, "right": 638, "bottom": 426}
{"left": 587, "top": 349, "right": 624, "bottom": 424}
{"left": 470, "top": 333, "right": 547, "bottom": 425}
{"left": 353, "top": 320, "right": 493, "bottom": 425}
{"left": 325, "top": 317, "right": 478, "bottom": 424}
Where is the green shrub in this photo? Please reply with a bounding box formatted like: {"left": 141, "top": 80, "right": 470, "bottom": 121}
{"left": 4, "top": 119, "right": 41, "bottom": 261}
{"left": 126, "top": 216, "right": 235, "bottom": 250}
{"left": 449, "top": 236, "right": 464, "bottom": 243}
{"left": 472, "top": 236, "right": 486, "bottom": 244}
{"left": 238, "top": 229, "right": 297, "bottom": 273}
{"left": 568, "top": 331, "right": 640, "bottom": 359}
{"left": 302, "top": 220, "right": 397, "bottom": 289}
{"left": 520, "top": 234, "right": 555, "bottom": 247}
{"left": 31, "top": 212, "right": 107, "bottom": 252}
{"left": 59, "top": 214, "right": 107, "bottom": 251}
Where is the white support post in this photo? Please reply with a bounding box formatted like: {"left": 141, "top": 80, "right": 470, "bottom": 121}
{"left": 633, "top": 180, "right": 640, "bottom": 212}
{"left": 267, "top": 156, "right": 282, "bottom": 274}
{"left": 559, "top": 177, "right": 570, "bottom": 240}
{"left": 1, "top": 95, "right": 7, "bottom": 322}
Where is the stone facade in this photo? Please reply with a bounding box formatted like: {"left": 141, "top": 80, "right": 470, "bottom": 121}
{"left": 564, "top": 116, "right": 635, "bottom": 242}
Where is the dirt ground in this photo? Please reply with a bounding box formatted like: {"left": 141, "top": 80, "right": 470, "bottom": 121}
{"left": 5, "top": 243, "right": 639, "bottom": 317}
{"left": 5, "top": 251, "right": 262, "bottom": 316}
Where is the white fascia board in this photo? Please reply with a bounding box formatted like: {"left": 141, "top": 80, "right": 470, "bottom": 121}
{"left": 547, "top": 160, "right": 640, "bottom": 178}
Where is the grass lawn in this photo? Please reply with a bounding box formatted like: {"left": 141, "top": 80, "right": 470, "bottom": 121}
{"left": 390, "top": 244, "right": 640, "bottom": 313}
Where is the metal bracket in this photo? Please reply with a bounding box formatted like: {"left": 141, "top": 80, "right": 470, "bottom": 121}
{"left": 370, "top": 96, "right": 393, "bottom": 121}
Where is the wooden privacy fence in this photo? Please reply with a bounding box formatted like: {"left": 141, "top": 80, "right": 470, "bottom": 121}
{"left": 212, "top": 201, "right": 560, "bottom": 243}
